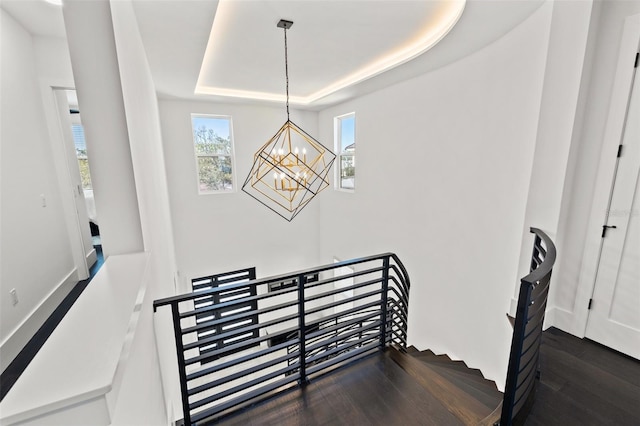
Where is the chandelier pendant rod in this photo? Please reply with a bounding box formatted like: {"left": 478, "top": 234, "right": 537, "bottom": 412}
{"left": 284, "top": 24, "right": 290, "bottom": 121}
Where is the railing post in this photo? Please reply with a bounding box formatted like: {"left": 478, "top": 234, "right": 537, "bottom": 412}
{"left": 297, "top": 273, "right": 308, "bottom": 384}
{"left": 380, "top": 256, "right": 390, "bottom": 348}
{"left": 170, "top": 302, "right": 192, "bottom": 426}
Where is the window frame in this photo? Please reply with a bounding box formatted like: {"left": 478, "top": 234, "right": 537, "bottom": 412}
{"left": 70, "top": 118, "right": 93, "bottom": 191}
{"left": 191, "top": 113, "right": 236, "bottom": 195}
{"left": 334, "top": 112, "right": 356, "bottom": 192}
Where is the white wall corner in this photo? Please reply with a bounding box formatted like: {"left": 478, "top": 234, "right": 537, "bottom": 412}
{"left": 86, "top": 248, "right": 98, "bottom": 269}
{"left": 0, "top": 268, "right": 78, "bottom": 372}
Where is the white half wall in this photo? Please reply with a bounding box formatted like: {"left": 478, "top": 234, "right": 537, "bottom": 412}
{"left": 110, "top": 0, "right": 180, "bottom": 421}
{"left": 317, "top": 3, "right": 554, "bottom": 389}
{"left": 0, "top": 8, "right": 76, "bottom": 370}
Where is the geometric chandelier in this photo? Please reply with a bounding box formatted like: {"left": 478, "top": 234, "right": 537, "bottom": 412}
{"left": 242, "top": 20, "right": 336, "bottom": 222}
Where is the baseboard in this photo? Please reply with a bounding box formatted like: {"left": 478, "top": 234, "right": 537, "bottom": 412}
{"left": 0, "top": 268, "right": 79, "bottom": 372}
{"left": 87, "top": 248, "right": 97, "bottom": 269}
{"left": 543, "top": 306, "right": 584, "bottom": 337}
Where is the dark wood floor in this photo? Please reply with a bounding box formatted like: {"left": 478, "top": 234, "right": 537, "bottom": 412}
{"left": 214, "top": 352, "right": 467, "bottom": 426}
{"left": 214, "top": 328, "right": 640, "bottom": 425}
{"left": 527, "top": 327, "right": 640, "bottom": 425}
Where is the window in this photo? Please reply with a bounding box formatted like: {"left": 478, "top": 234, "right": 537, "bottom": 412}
{"left": 191, "top": 115, "right": 235, "bottom": 193}
{"left": 71, "top": 123, "right": 92, "bottom": 190}
{"left": 335, "top": 113, "right": 355, "bottom": 190}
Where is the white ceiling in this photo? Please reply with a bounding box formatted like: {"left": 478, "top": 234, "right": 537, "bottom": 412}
{"left": 1, "top": 0, "right": 545, "bottom": 109}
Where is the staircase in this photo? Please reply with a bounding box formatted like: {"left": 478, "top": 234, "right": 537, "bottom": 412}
{"left": 214, "top": 346, "right": 503, "bottom": 425}
{"left": 157, "top": 228, "right": 556, "bottom": 425}
{"left": 392, "top": 346, "right": 502, "bottom": 425}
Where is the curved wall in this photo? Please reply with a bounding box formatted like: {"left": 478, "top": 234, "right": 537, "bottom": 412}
{"left": 317, "top": 3, "right": 554, "bottom": 387}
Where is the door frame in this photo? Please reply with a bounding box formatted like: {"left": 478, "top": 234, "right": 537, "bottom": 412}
{"left": 40, "top": 83, "right": 93, "bottom": 280}
{"left": 576, "top": 13, "right": 640, "bottom": 337}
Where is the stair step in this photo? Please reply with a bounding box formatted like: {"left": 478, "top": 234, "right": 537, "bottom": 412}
{"left": 413, "top": 352, "right": 475, "bottom": 373}
{"left": 387, "top": 348, "right": 495, "bottom": 425}
{"left": 422, "top": 364, "right": 501, "bottom": 409}
{"left": 419, "top": 359, "right": 488, "bottom": 381}
{"left": 406, "top": 345, "right": 420, "bottom": 354}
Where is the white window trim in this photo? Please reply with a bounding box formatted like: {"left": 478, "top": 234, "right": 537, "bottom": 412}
{"left": 334, "top": 112, "right": 356, "bottom": 192}
{"left": 191, "top": 113, "right": 237, "bottom": 195}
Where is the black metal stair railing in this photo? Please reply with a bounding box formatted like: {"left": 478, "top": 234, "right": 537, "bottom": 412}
{"left": 153, "top": 253, "right": 410, "bottom": 426}
{"left": 498, "top": 227, "right": 557, "bottom": 426}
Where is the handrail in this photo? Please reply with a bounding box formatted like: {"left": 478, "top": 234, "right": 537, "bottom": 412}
{"left": 154, "top": 252, "right": 410, "bottom": 426}
{"left": 154, "top": 252, "right": 402, "bottom": 309}
{"left": 520, "top": 227, "right": 556, "bottom": 286}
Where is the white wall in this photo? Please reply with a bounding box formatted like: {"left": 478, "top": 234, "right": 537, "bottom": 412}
{"left": 159, "top": 100, "right": 322, "bottom": 285}
{"left": 0, "top": 9, "right": 76, "bottom": 370}
{"left": 317, "top": 3, "right": 553, "bottom": 388}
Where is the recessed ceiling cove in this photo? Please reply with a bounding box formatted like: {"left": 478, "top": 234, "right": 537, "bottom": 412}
{"left": 195, "top": 0, "right": 466, "bottom": 105}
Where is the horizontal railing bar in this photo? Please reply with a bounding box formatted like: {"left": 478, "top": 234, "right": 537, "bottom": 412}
{"left": 520, "top": 331, "right": 542, "bottom": 359}
{"left": 180, "top": 286, "right": 298, "bottom": 320}
{"left": 181, "top": 299, "right": 299, "bottom": 333}
{"left": 304, "top": 320, "right": 380, "bottom": 352}
{"left": 286, "top": 310, "right": 381, "bottom": 352}
{"left": 306, "top": 341, "right": 380, "bottom": 376}
{"left": 534, "top": 240, "right": 547, "bottom": 257}
{"left": 304, "top": 277, "right": 383, "bottom": 303}
{"left": 387, "top": 300, "right": 408, "bottom": 321}
{"left": 303, "top": 266, "right": 385, "bottom": 290}
{"left": 305, "top": 334, "right": 380, "bottom": 365}
{"left": 184, "top": 319, "right": 298, "bottom": 352}
{"left": 306, "top": 311, "right": 380, "bottom": 341}
{"left": 185, "top": 328, "right": 296, "bottom": 366}
{"left": 183, "top": 310, "right": 298, "bottom": 337}
{"left": 189, "top": 363, "right": 299, "bottom": 411}
{"left": 155, "top": 253, "right": 396, "bottom": 308}
{"left": 305, "top": 299, "right": 381, "bottom": 320}
{"left": 311, "top": 308, "right": 381, "bottom": 331}
{"left": 305, "top": 289, "right": 382, "bottom": 316}
{"left": 188, "top": 351, "right": 300, "bottom": 397}
{"left": 305, "top": 321, "right": 381, "bottom": 354}
{"left": 189, "top": 373, "right": 301, "bottom": 424}
{"left": 387, "top": 289, "right": 408, "bottom": 310}
{"left": 390, "top": 253, "right": 411, "bottom": 289}
{"left": 389, "top": 276, "right": 409, "bottom": 301}
{"left": 186, "top": 338, "right": 298, "bottom": 381}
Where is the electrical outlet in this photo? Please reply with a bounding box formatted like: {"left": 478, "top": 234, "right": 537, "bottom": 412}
{"left": 10, "top": 288, "right": 18, "bottom": 306}
{"left": 40, "top": 194, "right": 47, "bottom": 207}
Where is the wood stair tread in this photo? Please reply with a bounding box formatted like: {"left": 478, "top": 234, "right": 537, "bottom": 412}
{"left": 417, "top": 364, "right": 501, "bottom": 409}
{"left": 418, "top": 360, "right": 497, "bottom": 388}
{"left": 387, "top": 348, "right": 497, "bottom": 425}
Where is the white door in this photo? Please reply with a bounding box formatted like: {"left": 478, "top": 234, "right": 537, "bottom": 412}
{"left": 585, "top": 56, "right": 640, "bottom": 359}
